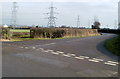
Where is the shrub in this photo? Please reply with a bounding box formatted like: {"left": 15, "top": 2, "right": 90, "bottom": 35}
{"left": 0, "top": 27, "right": 11, "bottom": 39}
{"left": 30, "top": 28, "right": 65, "bottom": 38}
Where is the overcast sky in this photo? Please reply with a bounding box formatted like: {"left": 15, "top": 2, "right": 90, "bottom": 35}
{"left": 1, "top": 0, "right": 119, "bottom": 28}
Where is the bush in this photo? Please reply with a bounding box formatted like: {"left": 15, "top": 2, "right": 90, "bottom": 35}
{"left": 30, "top": 28, "right": 99, "bottom": 39}
{"left": 0, "top": 27, "right": 11, "bottom": 39}
{"left": 30, "top": 28, "right": 65, "bottom": 38}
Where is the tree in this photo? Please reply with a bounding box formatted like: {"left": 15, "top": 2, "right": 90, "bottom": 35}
{"left": 92, "top": 16, "right": 101, "bottom": 29}
{"left": 93, "top": 21, "right": 100, "bottom": 29}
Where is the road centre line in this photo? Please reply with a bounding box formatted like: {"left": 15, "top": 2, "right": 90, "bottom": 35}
{"left": 51, "top": 52, "right": 59, "bottom": 55}
{"left": 18, "top": 45, "right": 118, "bottom": 66}
{"left": 104, "top": 62, "right": 117, "bottom": 66}
{"left": 107, "top": 61, "right": 119, "bottom": 64}
{"left": 92, "top": 58, "right": 104, "bottom": 61}
{"left": 62, "top": 54, "right": 71, "bottom": 57}
{"left": 75, "top": 57, "right": 84, "bottom": 60}
{"left": 88, "top": 59, "right": 100, "bottom": 63}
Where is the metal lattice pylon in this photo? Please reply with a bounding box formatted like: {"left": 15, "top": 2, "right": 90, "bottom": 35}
{"left": 46, "top": 2, "right": 57, "bottom": 28}
{"left": 77, "top": 15, "right": 80, "bottom": 28}
{"left": 11, "top": 2, "right": 18, "bottom": 27}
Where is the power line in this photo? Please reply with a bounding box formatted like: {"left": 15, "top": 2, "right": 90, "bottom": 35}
{"left": 46, "top": 2, "right": 57, "bottom": 28}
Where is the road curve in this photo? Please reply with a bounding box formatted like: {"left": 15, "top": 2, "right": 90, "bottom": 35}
{"left": 2, "top": 33, "right": 119, "bottom": 77}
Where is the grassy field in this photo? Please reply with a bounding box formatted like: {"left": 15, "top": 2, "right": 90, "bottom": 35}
{"left": 104, "top": 35, "right": 120, "bottom": 56}
{"left": 10, "top": 29, "right": 30, "bottom": 32}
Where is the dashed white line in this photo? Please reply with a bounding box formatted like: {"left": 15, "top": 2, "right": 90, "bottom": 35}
{"left": 79, "top": 56, "right": 89, "bottom": 59}
{"left": 92, "top": 58, "right": 104, "bottom": 61}
{"left": 67, "top": 53, "right": 76, "bottom": 56}
{"left": 62, "top": 54, "right": 71, "bottom": 57}
{"left": 56, "top": 51, "right": 64, "bottom": 54}
{"left": 46, "top": 49, "right": 54, "bottom": 52}
{"left": 51, "top": 52, "right": 59, "bottom": 55}
{"left": 75, "top": 57, "right": 84, "bottom": 60}
{"left": 107, "top": 61, "right": 119, "bottom": 64}
{"left": 20, "top": 47, "right": 24, "bottom": 48}
{"left": 104, "top": 62, "right": 117, "bottom": 66}
{"left": 18, "top": 45, "right": 119, "bottom": 67}
{"left": 88, "top": 59, "right": 100, "bottom": 63}
{"left": 25, "top": 47, "right": 28, "bottom": 49}
{"left": 32, "top": 47, "right": 36, "bottom": 49}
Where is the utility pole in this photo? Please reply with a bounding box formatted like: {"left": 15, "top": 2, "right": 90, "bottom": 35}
{"left": 11, "top": 2, "right": 18, "bottom": 28}
{"left": 77, "top": 15, "right": 80, "bottom": 28}
{"left": 46, "top": 2, "right": 57, "bottom": 28}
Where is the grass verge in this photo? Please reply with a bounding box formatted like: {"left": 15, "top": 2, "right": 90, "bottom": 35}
{"left": 9, "top": 34, "right": 100, "bottom": 41}
{"left": 104, "top": 35, "right": 120, "bottom": 56}
{"left": 10, "top": 29, "right": 30, "bottom": 32}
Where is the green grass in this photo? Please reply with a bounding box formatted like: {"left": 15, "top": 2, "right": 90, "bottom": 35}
{"left": 10, "top": 29, "right": 30, "bottom": 32}
{"left": 104, "top": 35, "right": 120, "bottom": 56}
{"left": 10, "top": 34, "right": 100, "bottom": 41}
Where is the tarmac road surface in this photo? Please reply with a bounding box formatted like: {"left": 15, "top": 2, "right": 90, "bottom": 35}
{"left": 2, "top": 33, "right": 120, "bottom": 77}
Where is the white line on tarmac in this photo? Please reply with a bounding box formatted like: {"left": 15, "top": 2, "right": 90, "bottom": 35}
{"left": 67, "top": 53, "right": 76, "bottom": 56}
{"left": 25, "top": 47, "right": 28, "bottom": 49}
{"left": 56, "top": 51, "right": 64, "bottom": 54}
{"left": 92, "top": 58, "right": 104, "bottom": 61}
{"left": 32, "top": 47, "right": 36, "bottom": 49}
{"left": 62, "top": 54, "right": 71, "bottom": 57}
{"left": 88, "top": 59, "right": 100, "bottom": 63}
{"left": 107, "top": 61, "right": 119, "bottom": 64}
{"left": 51, "top": 52, "right": 59, "bottom": 55}
{"left": 79, "top": 56, "right": 89, "bottom": 59}
{"left": 75, "top": 57, "right": 84, "bottom": 60}
{"left": 104, "top": 62, "right": 117, "bottom": 66}
{"left": 46, "top": 49, "right": 54, "bottom": 52}
{"left": 20, "top": 46, "right": 24, "bottom": 48}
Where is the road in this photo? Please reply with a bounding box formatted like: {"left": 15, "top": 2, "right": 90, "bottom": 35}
{"left": 2, "top": 33, "right": 119, "bottom": 77}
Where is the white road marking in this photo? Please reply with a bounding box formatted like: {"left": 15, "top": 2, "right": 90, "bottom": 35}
{"left": 104, "top": 62, "right": 117, "bottom": 66}
{"left": 62, "top": 54, "right": 71, "bottom": 57}
{"left": 32, "top": 47, "right": 36, "bottom": 49}
{"left": 51, "top": 52, "right": 59, "bottom": 55}
{"left": 43, "top": 50, "right": 50, "bottom": 53}
{"left": 113, "top": 72, "right": 118, "bottom": 74}
{"left": 20, "top": 47, "right": 24, "bottom": 48}
{"left": 46, "top": 49, "right": 54, "bottom": 52}
{"left": 25, "top": 47, "right": 28, "bottom": 49}
{"left": 38, "top": 48, "right": 44, "bottom": 50}
{"left": 67, "top": 53, "right": 76, "bottom": 56}
{"left": 88, "top": 59, "right": 100, "bottom": 63}
{"left": 107, "top": 61, "right": 119, "bottom": 64}
{"left": 56, "top": 51, "right": 64, "bottom": 54}
{"left": 79, "top": 56, "right": 89, "bottom": 59}
{"left": 18, "top": 45, "right": 119, "bottom": 67}
{"left": 75, "top": 57, "right": 84, "bottom": 60}
{"left": 92, "top": 58, "right": 104, "bottom": 61}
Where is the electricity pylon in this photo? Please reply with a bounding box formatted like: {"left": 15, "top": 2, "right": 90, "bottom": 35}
{"left": 11, "top": 2, "right": 18, "bottom": 27}
{"left": 46, "top": 2, "right": 57, "bottom": 28}
{"left": 77, "top": 15, "right": 80, "bottom": 28}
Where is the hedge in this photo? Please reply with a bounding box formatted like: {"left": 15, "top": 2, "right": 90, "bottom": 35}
{"left": 30, "top": 28, "right": 99, "bottom": 38}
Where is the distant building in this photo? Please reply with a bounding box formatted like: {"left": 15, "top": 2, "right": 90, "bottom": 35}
{"left": 118, "top": 1, "right": 120, "bottom": 29}
{"left": 3, "top": 24, "right": 8, "bottom": 28}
